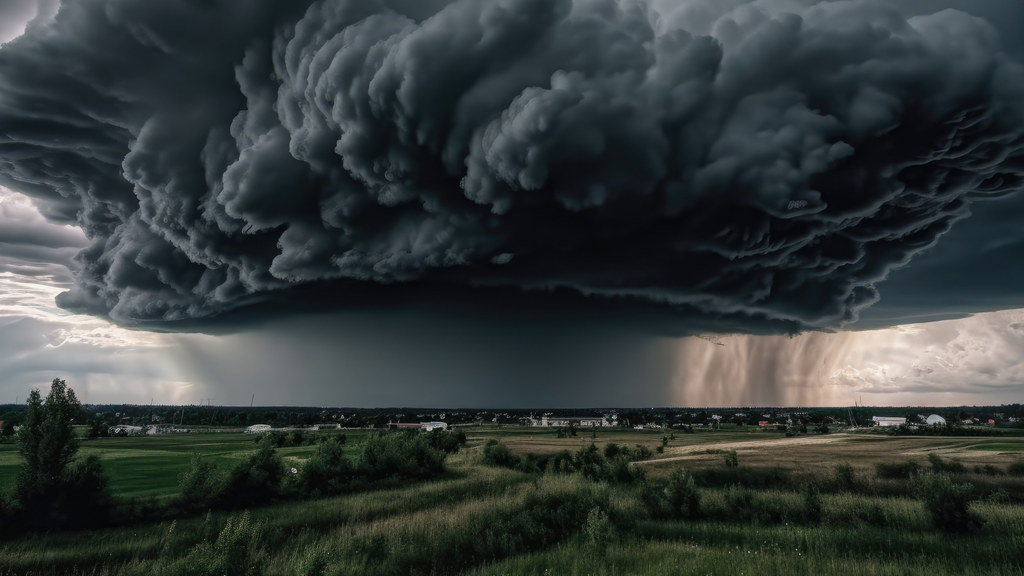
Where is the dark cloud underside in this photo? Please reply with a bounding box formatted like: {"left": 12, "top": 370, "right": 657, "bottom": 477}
{"left": 0, "top": 0, "right": 1022, "bottom": 332}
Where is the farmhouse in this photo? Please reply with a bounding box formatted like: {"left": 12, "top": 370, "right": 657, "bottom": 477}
{"left": 872, "top": 416, "right": 906, "bottom": 427}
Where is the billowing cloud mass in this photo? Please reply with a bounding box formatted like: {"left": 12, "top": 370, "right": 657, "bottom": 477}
{"left": 1, "top": 0, "right": 1023, "bottom": 333}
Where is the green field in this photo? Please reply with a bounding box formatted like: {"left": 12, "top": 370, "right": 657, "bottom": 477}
{"left": 965, "top": 440, "right": 1024, "bottom": 452}
{"left": 0, "top": 431, "right": 362, "bottom": 502}
{"left": 1, "top": 427, "right": 1024, "bottom": 575}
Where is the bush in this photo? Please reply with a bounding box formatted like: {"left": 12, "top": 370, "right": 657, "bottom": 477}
{"left": 804, "top": 485, "right": 822, "bottom": 523}
{"left": 876, "top": 460, "right": 922, "bottom": 480}
{"left": 482, "top": 439, "right": 520, "bottom": 468}
{"left": 293, "top": 436, "right": 352, "bottom": 496}
{"left": 724, "top": 450, "right": 739, "bottom": 468}
{"left": 482, "top": 441, "right": 645, "bottom": 484}
{"left": 917, "top": 473, "right": 984, "bottom": 533}
{"left": 218, "top": 441, "right": 286, "bottom": 508}
{"left": 604, "top": 443, "right": 622, "bottom": 459}
{"left": 583, "top": 506, "right": 615, "bottom": 550}
{"left": 693, "top": 466, "right": 791, "bottom": 489}
{"left": 178, "top": 453, "right": 224, "bottom": 511}
{"left": 928, "top": 453, "right": 966, "bottom": 474}
{"left": 833, "top": 463, "right": 857, "bottom": 491}
{"left": 425, "top": 429, "right": 466, "bottom": 454}
{"left": 664, "top": 470, "right": 701, "bottom": 520}
{"left": 974, "top": 464, "right": 1004, "bottom": 476}
{"left": 1007, "top": 460, "right": 1024, "bottom": 476}
{"left": 357, "top": 432, "right": 445, "bottom": 481}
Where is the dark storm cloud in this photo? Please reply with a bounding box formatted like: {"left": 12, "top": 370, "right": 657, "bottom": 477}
{"left": 1, "top": 0, "right": 1022, "bottom": 331}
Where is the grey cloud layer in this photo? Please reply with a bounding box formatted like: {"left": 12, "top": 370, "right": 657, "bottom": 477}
{"left": 1, "top": 0, "right": 1022, "bottom": 330}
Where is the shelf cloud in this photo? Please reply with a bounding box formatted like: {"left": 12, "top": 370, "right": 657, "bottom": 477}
{"left": 1, "top": 0, "right": 1022, "bottom": 334}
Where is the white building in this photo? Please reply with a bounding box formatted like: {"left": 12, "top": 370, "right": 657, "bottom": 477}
{"left": 529, "top": 416, "right": 609, "bottom": 427}
{"left": 109, "top": 425, "right": 144, "bottom": 436}
{"left": 421, "top": 422, "right": 448, "bottom": 431}
{"left": 872, "top": 416, "right": 906, "bottom": 427}
{"left": 244, "top": 424, "right": 272, "bottom": 434}
{"left": 925, "top": 414, "right": 946, "bottom": 426}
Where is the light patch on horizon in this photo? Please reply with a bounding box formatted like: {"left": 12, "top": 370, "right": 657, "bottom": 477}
{"left": 671, "top": 310, "right": 1024, "bottom": 407}
{"left": 0, "top": 187, "right": 207, "bottom": 404}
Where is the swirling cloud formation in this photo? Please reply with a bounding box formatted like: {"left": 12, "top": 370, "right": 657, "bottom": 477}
{"left": 1, "top": 0, "right": 1021, "bottom": 330}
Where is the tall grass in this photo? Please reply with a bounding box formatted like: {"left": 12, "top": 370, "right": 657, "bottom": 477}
{"left": 3, "top": 434, "right": 1024, "bottom": 575}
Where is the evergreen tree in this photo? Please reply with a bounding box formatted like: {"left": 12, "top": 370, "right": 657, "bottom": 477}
{"left": 15, "top": 378, "right": 111, "bottom": 530}
{"left": 18, "top": 380, "right": 80, "bottom": 491}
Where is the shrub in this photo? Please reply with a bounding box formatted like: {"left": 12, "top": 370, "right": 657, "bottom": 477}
{"left": 583, "top": 506, "right": 615, "bottom": 550}
{"left": 61, "top": 454, "right": 116, "bottom": 527}
{"left": 178, "top": 453, "right": 223, "bottom": 511}
{"left": 833, "top": 463, "right": 857, "bottom": 491}
{"left": 724, "top": 450, "right": 739, "bottom": 468}
{"left": 482, "top": 439, "right": 520, "bottom": 468}
{"left": 357, "top": 431, "right": 445, "bottom": 481}
{"left": 664, "top": 470, "right": 701, "bottom": 520}
{"left": 928, "top": 453, "right": 966, "bottom": 474}
{"left": 297, "top": 543, "right": 332, "bottom": 576}
{"left": 974, "top": 464, "right": 1004, "bottom": 476}
{"left": 293, "top": 436, "right": 352, "bottom": 496}
{"left": 722, "top": 485, "right": 755, "bottom": 521}
{"left": 876, "top": 460, "right": 922, "bottom": 480}
{"left": 1007, "top": 460, "right": 1024, "bottom": 476}
{"left": 917, "top": 473, "right": 984, "bottom": 533}
{"left": 218, "top": 441, "right": 286, "bottom": 508}
{"left": 693, "top": 466, "right": 791, "bottom": 489}
{"left": 483, "top": 440, "right": 644, "bottom": 483}
{"left": 603, "top": 443, "right": 622, "bottom": 459}
{"left": 425, "top": 429, "right": 466, "bottom": 454}
{"left": 803, "top": 485, "right": 822, "bottom": 523}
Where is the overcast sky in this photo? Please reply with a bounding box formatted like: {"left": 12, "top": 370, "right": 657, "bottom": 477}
{"left": 0, "top": 0, "right": 1022, "bottom": 407}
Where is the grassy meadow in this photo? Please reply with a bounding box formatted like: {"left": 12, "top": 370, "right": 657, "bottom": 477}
{"left": 0, "top": 427, "right": 1023, "bottom": 575}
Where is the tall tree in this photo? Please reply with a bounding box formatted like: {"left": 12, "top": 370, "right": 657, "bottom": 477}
{"left": 14, "top": 378, "right": 110, "bottom": 531}
{"left": 17, "top": 378, "right": 81, "bottom": 495}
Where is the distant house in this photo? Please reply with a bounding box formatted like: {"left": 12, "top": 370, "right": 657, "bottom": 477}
{"left": 925, "top": 414, "right": 946, "bottom": 426}
{"left": 872, "top": 416, "right": 906, "bottom": 427}
{"left": 421, "top": 422, "right": 448, "bottom": 431}
{"left": 244, "top": 424, "right": 271, "bottom": 434}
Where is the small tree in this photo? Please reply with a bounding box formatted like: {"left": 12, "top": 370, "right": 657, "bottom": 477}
{"left": 724, "top": 450, "right": 739, "bottom": 468}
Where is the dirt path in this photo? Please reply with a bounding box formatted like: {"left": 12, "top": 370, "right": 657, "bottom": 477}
{"left": 633, "top": 433, "right": 852, "bottom": 466}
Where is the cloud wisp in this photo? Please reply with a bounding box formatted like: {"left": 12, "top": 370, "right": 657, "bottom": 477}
{"left": 0, "top": 0, "right": 1020, "bottom": 334}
